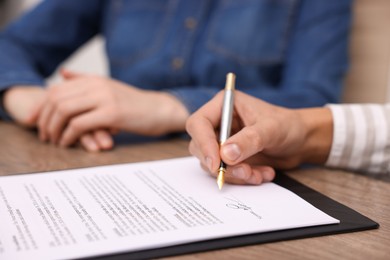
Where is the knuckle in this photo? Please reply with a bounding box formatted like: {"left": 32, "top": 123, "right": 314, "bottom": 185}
{"left": 185, "top": 117, "right": 196, "bottom": 135}
{"left": 244, "top": 127, "right": 263, "bottom": 150}
{"left": 69, "top": 118, "right": 83, "bottom": 133}
{"left": 248, "top": 170, "right": 263, "bottom": 185}
{"left": 56, "top": 103, "right": 70, "bottom": 117}
{"left": 267, "top": 120, "right": 279, "bottom": 133}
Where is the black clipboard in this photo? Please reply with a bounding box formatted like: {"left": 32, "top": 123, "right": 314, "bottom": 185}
{"left": 88, "top": 172, "right": 379, "bottom": 260}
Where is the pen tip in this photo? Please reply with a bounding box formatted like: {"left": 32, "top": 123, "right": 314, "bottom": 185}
{"left": 217, "top": 180, "right": 223, "bottom": 190}
{"left": 217, "top": 169, "right": 225, "bottom": 190}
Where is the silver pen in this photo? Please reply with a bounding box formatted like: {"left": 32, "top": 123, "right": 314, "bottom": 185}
{"left": 217, "top": 72, "right": 236, "bottom": 190}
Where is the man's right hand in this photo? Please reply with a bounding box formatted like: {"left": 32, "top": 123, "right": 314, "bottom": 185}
{"left": 186, "top": 90, "right": 333, "bottom": 186}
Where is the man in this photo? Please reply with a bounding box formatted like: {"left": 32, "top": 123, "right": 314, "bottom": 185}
{"left": 0, "top": 0, "right": 352, "bottom": 151}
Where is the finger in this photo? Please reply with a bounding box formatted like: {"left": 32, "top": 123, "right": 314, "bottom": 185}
{"left": 79, "top": 133, "right": 100, "bottom": 152}
{"left": 188, "top": 131, "right": 219, "bottom": 171}
{"left": 248, "top": 165, "right": 275, "bottom": 183}
{"left": 186, "top": 91, "right": 225, "bottom": 130}
{"left": 59, "top": 109, "right": 114, "bottom": 147}
{"left": 189, "top": 139, "right": 222, "bottom": 175}
{"left": 220, "top": 124, "right": 269, "bottom": 165}
{"left": 190, "top": 141, "right": 222, "bottom": 180}
{"left": 37, "top": 96, "right": 55, "bottom": 142}
{"left": 186, "top": 91, "right": 225, "bottom": 172}
{"left": 93, "top": 130, "right": 114, "bottom": 150}
{"left": 225, "top": 163, "right": 276, "bottom": 185}
{"left": 188, "top": 140, "right": 204, "bottom": 163}
{"left": 38, "top": 85, "right": 81, "bottom": 141}
{"left": 25, "top": 93, "right": 46, "bottom": 127}
{"left": 47, "top": 96, "right": 96, "bottom": 144}
{"left": 187, "top": 117, "right": 220, "bottom": 173}
{"left": 199, "top": 155, "right": 276, "bottom": 185}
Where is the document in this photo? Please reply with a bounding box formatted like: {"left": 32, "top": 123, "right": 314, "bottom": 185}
{"left": 0, "top": 157, "right": 339, "bottom": 259}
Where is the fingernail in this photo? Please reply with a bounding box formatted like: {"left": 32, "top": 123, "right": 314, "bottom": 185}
{"left": 222, "top": 144, "right": 241, "bottom": 161}
{"left": 262, "top": 169, "right": 275, "bottom": 182}
{"left": 205, "top": 156, "right": 213, "bottom": 172}
{"left": 101, "top": 136, "right": 112, "bottom": 149}
{"left": 232, "top": 166, "right": 246, "bottom": 180}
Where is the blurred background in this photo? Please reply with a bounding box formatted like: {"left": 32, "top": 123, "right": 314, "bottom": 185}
{"left": 1, "top": 0, "right": 390, "bottom": 103}
{"left": 0, "top": 0, "right": 107, "bottom": 83}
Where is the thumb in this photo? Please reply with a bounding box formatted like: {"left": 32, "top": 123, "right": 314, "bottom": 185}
{"left": 220, "top": 125, "right": 266, "bottom": 165}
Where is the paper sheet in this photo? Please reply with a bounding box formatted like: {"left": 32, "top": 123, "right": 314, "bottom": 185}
{"left": 0, "top": 157, "right": 339, "bottom": 259}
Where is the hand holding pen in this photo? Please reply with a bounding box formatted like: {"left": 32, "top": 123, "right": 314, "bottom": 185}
{"left": 186, "top": 76, "right": 277, "bottom": 187}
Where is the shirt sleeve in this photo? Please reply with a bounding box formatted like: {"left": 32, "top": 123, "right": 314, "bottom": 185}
{"left": 274, "top": 0, "right": 352, "bottom": 108}
{"left": 325, "top": 104, "right": 390, "bottom": 175}
{"left": 168, "top": 1, "right": 352, "bottom": 113}
{"left": 0, "top": 0, "right": 104, "bottom": 120}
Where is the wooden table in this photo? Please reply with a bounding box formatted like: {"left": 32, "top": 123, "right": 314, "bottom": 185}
{"left": 0, "top": 122, "right": 389, "bottom": 260}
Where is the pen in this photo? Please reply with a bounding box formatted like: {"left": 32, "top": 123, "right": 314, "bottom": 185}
{"left": 217, "top": 72, "right": 236, "bottom": 190}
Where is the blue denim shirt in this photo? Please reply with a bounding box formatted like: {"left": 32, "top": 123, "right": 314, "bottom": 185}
{"left": 0, "top": 0, "right": 352, "bottom": 120}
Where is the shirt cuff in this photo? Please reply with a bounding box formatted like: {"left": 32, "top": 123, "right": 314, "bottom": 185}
{"left": 325, "top": 104, "right": 347, "bottom": 168}
{"left": 325, "top": 103, "right": 390, "bottom": 174}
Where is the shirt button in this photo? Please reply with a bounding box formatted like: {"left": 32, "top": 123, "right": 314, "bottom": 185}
{"left": 172, "top": 57, "right": 184, "bottom": 70}
{"left": 185, "top": 17, "right": 197, "bottom": 30}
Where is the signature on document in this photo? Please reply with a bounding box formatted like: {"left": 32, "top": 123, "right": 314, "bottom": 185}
{"left": 225, "top": 196, "right": 262, "bottom": 220}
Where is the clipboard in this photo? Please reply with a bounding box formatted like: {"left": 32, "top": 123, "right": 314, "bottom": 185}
{"left": 90, "top": 172, "right": 379, "bottom": 260}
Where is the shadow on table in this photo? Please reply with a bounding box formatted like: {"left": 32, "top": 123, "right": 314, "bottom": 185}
{"left": 113, "top": 132, "right": 190, "bottom": 146}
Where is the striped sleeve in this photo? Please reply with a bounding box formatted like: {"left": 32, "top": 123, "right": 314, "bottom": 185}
{"left": 325, "top": 104, "right": 390, "bottom": 175}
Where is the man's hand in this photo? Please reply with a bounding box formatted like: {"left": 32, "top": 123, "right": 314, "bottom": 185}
{"left": 186, "top": 91, "right": 333, "bottom": 185}
{"left": 38, "top": 70, "right": 189, "bottom": 148}
{"left": 2, "top": 84, "right": 114, "bottom": 152}
{"left": 3, "top": 86, "right": 46, "bottom": 127}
